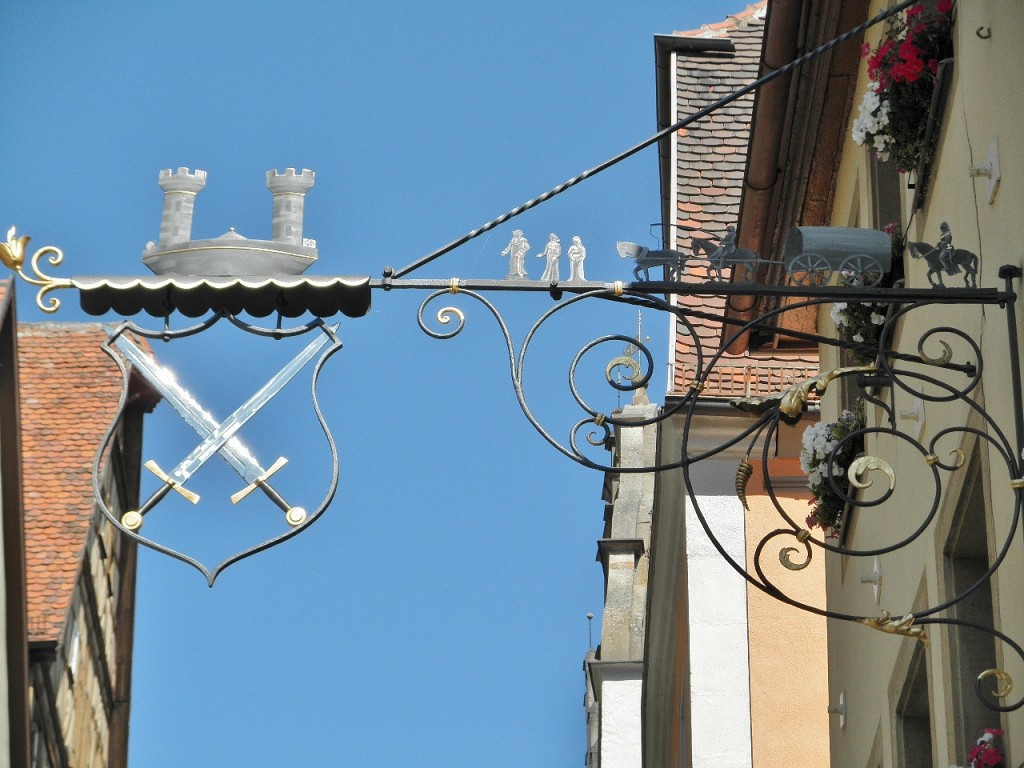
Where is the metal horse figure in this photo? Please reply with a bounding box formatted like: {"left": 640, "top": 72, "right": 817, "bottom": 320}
{"left": 616, "top": 242, "right": 688, "bottom": 281}
{"left": 690, "top": 236, "right": 762, "bottom": 281}
{"left": 907, "top": 241, "right": 978, "bottom": 288}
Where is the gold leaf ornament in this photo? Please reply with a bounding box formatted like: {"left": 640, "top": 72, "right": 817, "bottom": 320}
{"left": 0, "top": 226, "right": 29, "bottom": 270}
{"left": 858, "top": 610, "right": 929, "bottom": 646}
{"left": 978, "top": 668, "right": 1013, "bottom": 698}
{"left": 847, "top": 455, "right": 896, "bottom": 491}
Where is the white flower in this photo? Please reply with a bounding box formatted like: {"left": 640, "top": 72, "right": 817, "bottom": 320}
{"left": 851, "top": 81, "right": 891, "bottom": 149}
{"left": 830, "top": 302, "right": 848, "bottom": 326}
{"left": 876, "top": 96, "right": 890, "bottom": 126}
{"left": 870, "top": 312, "right": 886, "bottom": 325}
{"left": 853, "top": 333, "right": 864, "bottom": 343}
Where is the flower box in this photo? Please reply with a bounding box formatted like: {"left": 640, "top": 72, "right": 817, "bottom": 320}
{"left": 853, "top": 3, "right": 954, "bottom": 191}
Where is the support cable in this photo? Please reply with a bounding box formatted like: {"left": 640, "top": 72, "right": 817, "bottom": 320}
{"left": 389, "top": 0, "right": 916, "bottom": 279}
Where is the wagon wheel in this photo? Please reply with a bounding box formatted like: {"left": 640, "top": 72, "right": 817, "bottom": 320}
{"left": 789, "top": 252, "right": 831, "bottom": 286}
{"left": 839, "top": 253, "right": 883, "bottom": 286}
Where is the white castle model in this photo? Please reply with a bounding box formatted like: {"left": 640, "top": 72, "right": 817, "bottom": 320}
{"left": 142, "top": 167, "right": 319, "bottom": 276}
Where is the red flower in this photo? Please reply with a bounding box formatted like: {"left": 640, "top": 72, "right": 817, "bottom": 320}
{"left": 906, "top": 3, "right": 923, "bottom": 19}
{"left": 937, "top": 0, "right": 952, "bottom": 13}
{"left": 899, "top": 39, "right": 922, "bottom": 61}
{"left": 861, "top": 42, "right": 871, "bottom": 59}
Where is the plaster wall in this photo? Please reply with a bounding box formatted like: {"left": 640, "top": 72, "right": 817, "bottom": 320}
{"left": 745, "top": 481, "right": 830, "bottom": 768}
{"left": 687, "top": 487, "right": 752, "bottom": 768}
{"left": 600, "top": 675, "right": 643, "bottom": 768}
{"left": 823, "top": 2, "right": 1024, "bottom": 765}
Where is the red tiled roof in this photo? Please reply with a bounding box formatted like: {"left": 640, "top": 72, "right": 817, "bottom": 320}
{"left": 18, "top": 323, "right": 126, "bottom": 643}
{"left": 676, "top": 2, "right": 767, "bottom": 38}
{"left": 666, "top": 3, "right": 818, "bottom": 398}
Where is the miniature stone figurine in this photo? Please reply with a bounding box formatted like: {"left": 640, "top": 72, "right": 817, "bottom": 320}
{"left": 501, "top": 229, "right": 530, "bottom": 279}
{"left": 538, "top": 233, "right": 561, "bottom": 282}
{"left": 567, "top": 236, "right": 586, "bottom": 281}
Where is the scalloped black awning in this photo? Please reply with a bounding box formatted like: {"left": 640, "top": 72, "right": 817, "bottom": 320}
{"left": 73, "top": 275, "right": 372, "bottom": 318}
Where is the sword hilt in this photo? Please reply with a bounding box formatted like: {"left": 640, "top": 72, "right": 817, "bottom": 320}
{"left": 121, "top": 460, "right": 200, "bottom": 532}
{"left": 229, "top": 457, "right": 307, "bottom": 527}
{"left": 145, "top": 460, "right": 201, "bottom": 503}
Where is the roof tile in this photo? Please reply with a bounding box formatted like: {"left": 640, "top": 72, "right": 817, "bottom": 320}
{"left": 19, "top": 324, "right": 129, "bottom": 642}
{"left": 665, "top": 2, "right": 820, "bottom": 398}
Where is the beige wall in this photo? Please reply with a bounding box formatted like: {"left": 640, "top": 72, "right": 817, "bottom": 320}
{"left": 823, "top": 2, "right": 1024, "bottom": 765}
{"left": 745, "top": 459, "right": 830, "bottom": 768}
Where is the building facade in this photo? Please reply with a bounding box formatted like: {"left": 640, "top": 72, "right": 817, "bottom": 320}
{"left": 585, "top": 5, "right": 830, "bottom": 767}
{"left": 781, "top": 1, "right": 1024, "bottom": 765}
{"left": 0, "top": 282, "right": 157, "bottom": 768}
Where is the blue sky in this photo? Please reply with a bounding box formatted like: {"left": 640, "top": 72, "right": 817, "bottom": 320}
{"left": 7, "top": 2, "right": 745, "bottom": 766}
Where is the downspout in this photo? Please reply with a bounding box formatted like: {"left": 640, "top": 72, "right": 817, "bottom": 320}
{"left": 666, "top": 48, "right": 679, "bottom": 395}
{"left": 727, "top": 0, "right": 806, "bottom": 354}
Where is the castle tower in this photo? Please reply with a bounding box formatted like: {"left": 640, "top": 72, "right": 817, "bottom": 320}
{"left": 157, "top": 167, "right": 207, "bottom": 245}
{"left": 266, "top": 168, "right": 315, "bottom": 245}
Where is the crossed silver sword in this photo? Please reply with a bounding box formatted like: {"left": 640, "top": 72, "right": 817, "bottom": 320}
{"left": 112, "top": 326, "right": 337, "bottom": 532}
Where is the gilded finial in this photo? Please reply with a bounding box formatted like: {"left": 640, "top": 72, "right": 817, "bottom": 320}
{"left": 0, "top": 226, "right": 73, "bottom": 313}
{"left": 0, "top": 226, "right": 29, "bottom": 271}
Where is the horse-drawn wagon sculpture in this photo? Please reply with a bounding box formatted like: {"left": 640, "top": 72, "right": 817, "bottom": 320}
{"left": 618, "top": 225, "right": 892, "bottom": 286}
{"left": 616, "top": 225, "right": 761, "bottom": 282}
{"left": 782, "top": 226, "right": 893, "bottom": 286}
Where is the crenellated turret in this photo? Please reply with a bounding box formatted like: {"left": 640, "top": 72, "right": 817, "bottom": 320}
{"left": 143, "top": 167, "right": 318, "bottom": 276}
{"left": 266, "top": 168, "right": 315, "bottom": 245}
{"left": 157, "top": 167, "right": 207, "bottom": 245}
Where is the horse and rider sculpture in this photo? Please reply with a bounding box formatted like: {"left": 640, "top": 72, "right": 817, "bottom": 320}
{"left": 907, "top": 222, "right": 978, "bottom": 288}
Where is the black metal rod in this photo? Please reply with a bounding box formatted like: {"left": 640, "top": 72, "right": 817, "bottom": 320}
{"left": 370, "top": 277, "right": 1008, "bottom": 303}
{"left": 999, "top": 267, "right": 1024, "bottom": 465}
{"left": 389, "top": 0, "right": 918, "bottom": 279}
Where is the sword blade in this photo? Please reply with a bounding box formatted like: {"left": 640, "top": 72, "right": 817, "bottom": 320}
{"left": 160, "top": 325, "right": 336, "bottom": 485}
{"left": 112, "top": 334, "right": 266, "bottom": 484}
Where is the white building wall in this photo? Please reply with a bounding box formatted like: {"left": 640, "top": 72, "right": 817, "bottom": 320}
{"left": 686, "top": 487, "right": 753, "bottom": 767}
{"left": 599, "top": 673, "right": 643, "bottom": 768}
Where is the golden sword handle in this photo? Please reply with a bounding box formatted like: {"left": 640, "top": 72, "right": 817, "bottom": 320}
{"left": 228, "top": 457, "right": 307, "bottom": 527}
{"left": 120, "top": 460, "right": 201, "bottom": 531}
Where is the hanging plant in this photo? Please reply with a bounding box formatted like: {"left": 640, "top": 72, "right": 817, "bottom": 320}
{"left": 852, "top": 1, "right": 954, "bottom": 171}
{"left": 830, "top": 301, "right": 888, "bottom": 365}
{"left": 800, "top": 403, "right": 864, "bottom": 537}
{"left": 951, "top": 728, "right": 1005, "bottom": 768}
{"left": 830, "top": 224, "right": 904, "bottom": 364}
